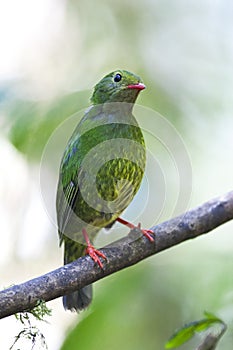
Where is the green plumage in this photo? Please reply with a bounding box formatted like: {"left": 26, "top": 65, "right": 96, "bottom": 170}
{"left": 56, "top": 69, "right": 146, "bottom": 311}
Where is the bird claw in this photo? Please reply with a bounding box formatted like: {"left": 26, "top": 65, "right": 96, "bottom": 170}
{"left": 86, "top": 244, "right": 106, "bottom": 269}
{"left": 82, "top": 228, "right": 106, "bottom": 268}
{"left": 136, "top": 223, "right": 154, "bottom": 242}
{"left": 140, "top": 229, "right": 155, "bottom": 242}
{"left": 116, "top": 218, "right": 154, "bottom": 242}
{"left": 116, "top": 217, "right": 154, "bottom": 242}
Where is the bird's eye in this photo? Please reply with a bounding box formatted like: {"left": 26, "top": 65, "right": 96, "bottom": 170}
{"left": 114, "top": 73, "right": 122, "bottom": 82}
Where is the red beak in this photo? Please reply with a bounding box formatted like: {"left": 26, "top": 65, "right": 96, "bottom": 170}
{"left": 127, "top": 83, "right": 146, "bottom": 90}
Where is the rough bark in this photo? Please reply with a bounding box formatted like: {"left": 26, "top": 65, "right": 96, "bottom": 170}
{"left": 0, "top": 191, "right": 233, "bottom": 319}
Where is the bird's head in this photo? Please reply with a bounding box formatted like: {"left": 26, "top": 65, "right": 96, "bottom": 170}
{"left": 91, "top": 70, "right": 145, "bottom": 105}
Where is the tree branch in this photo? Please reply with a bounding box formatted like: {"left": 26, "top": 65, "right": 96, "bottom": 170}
{"left": 1, "top": 191, "right": 233, "bottom": 319}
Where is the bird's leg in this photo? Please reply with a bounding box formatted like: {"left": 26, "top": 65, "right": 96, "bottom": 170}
{"left": 82, "top": 228, "right": 107, "bottom": 269}
{"left": 116, "top": 217, "right": 154, "bottom": 242}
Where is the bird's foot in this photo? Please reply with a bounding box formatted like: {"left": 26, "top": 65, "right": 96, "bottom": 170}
{"left": 116, "top": 217, "right": 154, "bottom": 242}
{"left": 86, "top": 244, "right": 106, "bottom": 269}
{"left": 82, "top": 228, "right": 106, "bottom": 269}
{"left": 136, "top": 223, "right": 154, "bottom": 242}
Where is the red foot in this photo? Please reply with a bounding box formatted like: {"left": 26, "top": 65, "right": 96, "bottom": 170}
{"left": 82, "top": 229, "right": 106, "bottom": 269}
{"left": 116, "top": 218, "right": 154, "bottom": 242}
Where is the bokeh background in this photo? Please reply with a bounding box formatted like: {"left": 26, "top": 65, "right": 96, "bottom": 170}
{"left": 1, "top": 0, "right": 233, "bottom": 349}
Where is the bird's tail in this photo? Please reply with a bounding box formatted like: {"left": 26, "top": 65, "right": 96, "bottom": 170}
{"left": 63, "top": 238, "right": 92, "bottom": 312}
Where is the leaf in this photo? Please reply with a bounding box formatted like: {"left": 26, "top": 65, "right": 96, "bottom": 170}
{"left": 165, "top": 312, "right": 226, "bottom": 349}
{"left": 165, "top": 323, "right": 197, "bottom": 348}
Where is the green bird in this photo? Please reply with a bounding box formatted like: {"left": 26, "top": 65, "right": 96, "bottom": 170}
{"left": 56, "top": 69, "right": 153, "bottom": 312}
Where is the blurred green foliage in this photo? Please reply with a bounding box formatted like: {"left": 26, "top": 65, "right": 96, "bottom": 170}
{"left": 7, "top": 91, "right": 89, "bottom": 160}
{"left": 61, "top": 264, "right": 180, "bottom": 350}
{"left": 60, "top": 252, "right": 233, "bottom": 350}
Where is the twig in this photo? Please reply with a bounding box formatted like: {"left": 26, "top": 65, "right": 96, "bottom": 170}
{"left": 0, "top": 191, "right": 233, "bottom": 319}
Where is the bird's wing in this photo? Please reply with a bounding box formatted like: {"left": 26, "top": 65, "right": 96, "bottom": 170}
{"left": 56, "top": 180, "right": 78, "bottom": 243}
{"left": 56, "top": 136, "right": 82, "bottom": 244}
